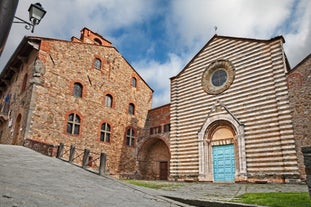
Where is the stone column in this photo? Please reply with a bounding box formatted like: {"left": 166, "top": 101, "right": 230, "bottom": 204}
{"left": 302, "top": 146, "right": 311, "bottom": 198}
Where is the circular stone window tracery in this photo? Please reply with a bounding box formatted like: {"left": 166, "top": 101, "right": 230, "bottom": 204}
{"left": 201, "top": 60, "right": 235, "bottom": 95}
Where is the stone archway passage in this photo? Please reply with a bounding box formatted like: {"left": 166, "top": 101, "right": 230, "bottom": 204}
{"left": 138, "top": 138, "right": 170, "bottom": 180}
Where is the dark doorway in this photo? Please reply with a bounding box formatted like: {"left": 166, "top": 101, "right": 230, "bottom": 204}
{"left": 159, "top": 161, "right": 168, "bottom": 180}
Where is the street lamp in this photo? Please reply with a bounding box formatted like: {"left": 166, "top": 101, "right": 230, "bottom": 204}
{"left": 13, "top": 3, "right": 46, "bottom": 33}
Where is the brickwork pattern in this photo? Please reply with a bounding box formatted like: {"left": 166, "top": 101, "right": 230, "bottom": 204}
{"left": 0, "top": 29, "right": 153, "bottom": 178}
{"left": 138, "top": 104, "right": 170, "bottom": 179}
{"left": 302, "top": 147, "right": 311, "bottom": 197}
{"left": 0, "top": 47, "right": 38, "bottom": 146}
{"left": 287, "top": 54, "right": 311, "bottom": 180}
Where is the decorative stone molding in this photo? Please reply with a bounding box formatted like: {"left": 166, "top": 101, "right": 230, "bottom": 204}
{"left": 198, "top": 103, "right": 246, "bottom": 182}
{"left": 30, "top": 59, "right": 46, "bottom": 85}
{"left": 201, "top": 59, "right": 235, "bottom": 95}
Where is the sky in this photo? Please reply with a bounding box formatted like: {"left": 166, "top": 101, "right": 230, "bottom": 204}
{"left": 0, "top": 0, "right": 310, "bottom": 107}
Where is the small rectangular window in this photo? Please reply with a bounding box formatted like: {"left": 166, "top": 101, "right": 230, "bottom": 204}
{"left": 132, "top": 77, "right": 137, "bottom": 87}
{"left": 94, "top": 58, "right": 101, "bottom": 70}
{"left": 164, "top": 124, "right": 170, "bottom": 132}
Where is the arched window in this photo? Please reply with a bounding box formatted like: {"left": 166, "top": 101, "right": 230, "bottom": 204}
{"left": 105, "top": 94, "right": 113, "bottom": 107}
{"left": 67, "top": 113, "right": 80, "bottom": 135}
{"left": 128, "top": 103, "right": 135, "bottom": 115}
{"left": 100, "top": 123, "right": 111, "bottom": 142}
{"left": 94, "top": 58, "right": 101, "bottom": 70}
{"left": 126, "top": 128, "right": 135, "bottom": 147}
{"left": 94, "top": 38, "right": 102, "bottom": 45}
{"left": 132, "top": 77, "right": 137, "bottom": 87}
{"left": 73, "top": 82, "right": 83, "bottom": 98}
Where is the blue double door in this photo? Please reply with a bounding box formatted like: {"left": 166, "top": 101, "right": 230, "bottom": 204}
{"left": 212, "top": 144, "right": 235, "bottom": 182}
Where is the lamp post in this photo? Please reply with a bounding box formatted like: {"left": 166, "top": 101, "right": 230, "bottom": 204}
{"left": 13, "top": 3, "right": 46, "bottom": 33}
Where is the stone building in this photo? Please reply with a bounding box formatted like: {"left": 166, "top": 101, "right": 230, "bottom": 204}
{"left": 1, "top": 28, "right": 309, "bottom": 182}
{"left": 0, "top": 28, "right": 153, "bottom": 178}
{"left": 287, "top": 54, "right": 311, "bottom": 180}
{"left": 137, "top": 104, "right": 171, "bottom": 180}
{"left": 169, "top": 35, "right": 301, "bottom": 183}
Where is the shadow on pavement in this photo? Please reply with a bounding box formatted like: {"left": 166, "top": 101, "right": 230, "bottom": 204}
{"left": 164, "top": 196, "right": 260, "bottom": 207}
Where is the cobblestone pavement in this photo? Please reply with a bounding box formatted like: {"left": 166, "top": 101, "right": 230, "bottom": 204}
{"left": 0, "top": 145, "right": 308, "bottom": 207}
{"left": 0, "top": 145, "right": 184, "bottom": 207}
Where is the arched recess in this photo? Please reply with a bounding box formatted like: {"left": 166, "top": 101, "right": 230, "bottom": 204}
{"left": 137, "top": 137, "right": 170, "bottom": 180}
{"left": 198, "top": 114, "right": 246, "bottom": 182}
{"left": 12, "top": 114, "right": 22, "bottom": 145}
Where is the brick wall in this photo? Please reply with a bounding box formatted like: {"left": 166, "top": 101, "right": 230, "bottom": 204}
{"left": 137, "top": 104, "right": 171, "bottom": 179}
{"left": 24, "top": 139, "right": 58, "bottom": 157}
{"left": 287, "top": 54, "right": 311, "bottom": 180}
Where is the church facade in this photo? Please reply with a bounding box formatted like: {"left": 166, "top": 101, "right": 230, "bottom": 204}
{"left": 168, "top": 35, "right": 306, "bottom": 183}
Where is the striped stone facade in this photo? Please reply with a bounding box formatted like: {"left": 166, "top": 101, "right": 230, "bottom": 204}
{"left": 170, "top": 35, "right": 300, "bottom": 183}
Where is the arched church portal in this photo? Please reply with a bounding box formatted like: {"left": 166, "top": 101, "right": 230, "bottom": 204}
{"left": 198, "top": 114, "right": 246, "bottom": 182}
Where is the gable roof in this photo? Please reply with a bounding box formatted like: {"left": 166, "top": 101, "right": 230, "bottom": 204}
{"left": 0, "top": 33, "right": 154, "bottom": 94}
{"left": 170, "top": 34, "right": 286, "bottom": 80}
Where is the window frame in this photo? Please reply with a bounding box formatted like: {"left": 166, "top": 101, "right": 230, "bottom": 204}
{"left": 66, "top": 113, "right": 81, "bottom": 135}
{"left": 150, "top": 126, "right": 162, "bottom": 135}
{"left": 128, "top": 103, "right": 135, "bottom": 115}
{"left": 125, "top": 127, "right": 135, "bottom": 147}
{"left": 211, "top": 69, "right": 228, "bottom": 87}
{"left": 164, "top": 124, "right": 171, "bottom": 132}
{"left": 94, "top": 58, "right": 102, "bottom": 70}
{"left": 131, "top": 77, "right": 137, "bottom": 87}
{"left": 73, "top": 82, "right": 83, "bottom": 98}
{"left": 105, "top": 94, "right": 113, "bottom": 108}
{"left": 100, "top": 122, "right": 111, "bottom": 143}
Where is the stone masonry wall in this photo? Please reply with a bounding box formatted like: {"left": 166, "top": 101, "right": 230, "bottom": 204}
{"left": 0, "top": 48, "right": 38, "bottom": 146}
{"left": 302, "top": 147, "right": 311, "bottom": 197}
{"left": 137, "top": 104, "right": 171, "bottom": 179}
{"left": 287, "top": 54, "right": 311, "bottom": 180}
{"left": 25, "top": 34, "right": 152, "bottom": 177}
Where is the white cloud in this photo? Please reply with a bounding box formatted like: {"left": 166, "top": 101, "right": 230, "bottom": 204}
{"left": 167, "top": 0, "right": 295, "bottom": 49}
{"left": 0, "top": 0, "right": 156, "bottom": 68}
{"left": 133, "top": 53, "right": 187, "bottom": 107}
{"left": 1, "top": 0, "right": 310, "bottom": 108}
{"left": 283, "top": 0, "right": 311, "bottom": 66}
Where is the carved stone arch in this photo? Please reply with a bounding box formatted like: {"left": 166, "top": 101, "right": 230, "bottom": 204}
{"left": 198, "top": 114, "right": 246, "bottom": 182}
